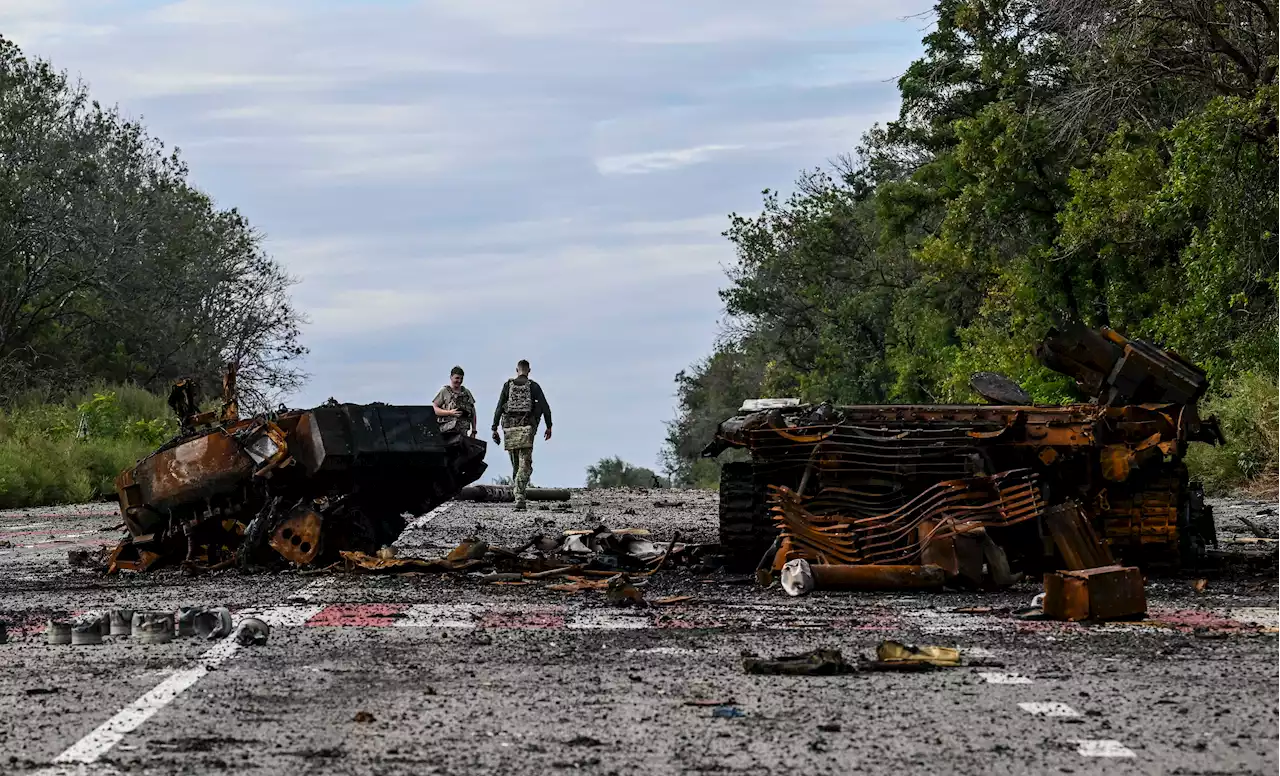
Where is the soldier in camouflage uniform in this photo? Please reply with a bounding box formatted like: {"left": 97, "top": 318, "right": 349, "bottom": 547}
{"left": 491, "top": 359, "right": 552, "bottom": 510}
{"left": 433, "top": 366, "right": 477, "bottom": 437}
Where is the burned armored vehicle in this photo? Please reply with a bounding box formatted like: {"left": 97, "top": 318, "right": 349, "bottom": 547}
{"left": 111, "top": 394, "right": 487, "bottom": 573}
{"left": 702, "top": 325, "right": 1223, "bottom": 574}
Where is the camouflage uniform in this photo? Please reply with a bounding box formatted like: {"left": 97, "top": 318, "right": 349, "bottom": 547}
{"left": 433, "top": 385, "right": 476, "bottom": 436}
{"left": 492, "top": 376, "right": 552, "bottom": 505}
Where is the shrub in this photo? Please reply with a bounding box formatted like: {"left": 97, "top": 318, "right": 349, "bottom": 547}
{"left": 1186, "top": 371, "right": 1279, "bottom": 496}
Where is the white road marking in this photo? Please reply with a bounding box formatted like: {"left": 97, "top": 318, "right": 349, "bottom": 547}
{"left": 396, "top": 603, "right": 484, "bottom": 628}
{"left": 33, "top": 604, "right": 305, "bottom": 772}
{"left": 1227, "top": 607, "right": 1279, "bottom": 628}
{"left": 568, "top": 611, "right": 649, "bottom": 630}
{"left": 403, "top": 502, "right": 453, "bottom": 533}
{"left": 237, "top": 604, "right": 325, "bottom": 626}
{"left": 1072, "top": 739, "right": 1137, "bottom": 757}
{"left": 1018, "top": 702, "right": 1080, "bottom": 717}
{"left": 979, "top": 672, "right": 1032, "bottom": 684}
{"left": 965, "top": 646, "right": 997, "bottom": 659}
{"left": 43, "top": 638, "right": 242, "bottom": 767}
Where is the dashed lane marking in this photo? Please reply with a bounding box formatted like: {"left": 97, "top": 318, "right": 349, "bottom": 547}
{"left": 1072, "top": 740, "right": 1137, "bottom": 757}
{"left": 979, "top": 672, "right": 1032, "bottom": 684}
{"left": 1018, "top": 702, "right": 1080, "bottom": 717}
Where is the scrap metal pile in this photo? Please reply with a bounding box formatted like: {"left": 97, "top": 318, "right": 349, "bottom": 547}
{"left": 110, "top": 376, "right": 488, "bottom": 574}
{"left": 703, "top": 325, "right": 1225, "bottom": 597}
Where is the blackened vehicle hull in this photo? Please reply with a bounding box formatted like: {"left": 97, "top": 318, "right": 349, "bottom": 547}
{"left": 112, "top": 402, "right": 487, "bottom": 572}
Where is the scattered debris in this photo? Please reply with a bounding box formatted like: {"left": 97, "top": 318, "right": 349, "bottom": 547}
{"left": 135, "top": 612, "right": 175, "bottom": 644}
{"left": 779, "top": 559, "right": 947, "bottom": 596}
{"left": 606, "top": 574, "right": 646, "bottom": 607}
{"left": 1193, "top": 579, "right": 1208, "bottom": 593}
{"left": 109, "top": 609, "right": 134, "bottom": 636}
{"left": 1043, "top": 566, "right": 1147, "bottom": 622}
{"left": 684, "top": 699, "right": 736, "bottom": 707}
{"left": 353, "top": 711, "right": 375, "bottom": 723}
{"left": 233, "top": 617, "right": 269, "bottom": 646}
{"left": 871, "top": 640, "right": 960, "bottom": 668}
{"left": 67, "top": 549, "right": 93, "bottom": 567}
{"left": 817, "top": 723, "right": 842, "bottom": 733}
{"left": 653, "top": 500, "right": 685, "bottom": 509}
{"left": 46, "top": 620, "right": 71, "bottom": 645}
{"left": 71, "top": 617, "right": 102, "bottom": 646}
{"left": 193, "top": 608, "right": 233, "bottom": 640}
{"left": 654, "top": 595, "right": 694, "bottom": 606}
{"left": 743, "top": 648, "right": 855, "bottom": 676}
{"left": 0, "top": 621, "right": 7, "bottom": 644}
{"left": 711, "top": 706, "right": 746, "bottom": 719}
{"left": 1238, "top": 515, "right": 1272, "bottom": 539}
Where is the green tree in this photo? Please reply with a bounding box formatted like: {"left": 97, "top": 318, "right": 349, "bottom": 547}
{"left": 586, "top": 457, "right": 667, "bottom": 489}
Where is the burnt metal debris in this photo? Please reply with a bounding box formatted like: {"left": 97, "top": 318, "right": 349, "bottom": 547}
{"left": 110, "top": 373, "right": 487, "bottom": 574}
{"left": 703, "top": 326, "right": 1224, "bottom": 578}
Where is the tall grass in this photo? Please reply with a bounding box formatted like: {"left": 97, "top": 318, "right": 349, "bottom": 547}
{"left": 0, "top": 384, "right": 177, "bottom": 508}
{"left": 1185, "top": 371, "right": 1279, "bottom": 497}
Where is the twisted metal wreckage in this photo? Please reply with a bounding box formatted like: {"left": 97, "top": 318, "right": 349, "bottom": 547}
{"left": 109, "top": 370, "right": 488, "bottom": 573}
{"left": 703, "top": 325, "right": 1226, "bottom": 595}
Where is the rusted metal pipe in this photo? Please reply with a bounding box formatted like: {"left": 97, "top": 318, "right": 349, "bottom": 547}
{"left": 782, "top": 561, "right": 946, "bottom": 595}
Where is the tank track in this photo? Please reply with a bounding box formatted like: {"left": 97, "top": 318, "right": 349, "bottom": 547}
{"left": 718, "top": 461, "right": 777, "bottom": 572}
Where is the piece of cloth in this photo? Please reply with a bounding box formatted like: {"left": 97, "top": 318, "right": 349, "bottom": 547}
{"left": 433, "top": 385, "right": 476, "bottom": 435}
{"left": 492, "top": 376, "right": 551, "bottom": 433}
{"left": 509, "top": 447, "right": 533, "bottom": 502}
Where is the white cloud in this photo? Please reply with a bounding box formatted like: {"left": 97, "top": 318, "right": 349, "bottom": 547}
{"left": 595, "top": 144, "right": 748, "bottom": 176}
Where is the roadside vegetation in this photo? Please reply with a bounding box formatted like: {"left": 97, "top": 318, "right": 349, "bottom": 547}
{"left": 586, "top": 457, "right": 669, "bottom": 489}
{"left": 664, "top": 0, "right": 1278, "bottom": 495}
{"left": 0, "top": 36, "right": 307, "bottom": 508}
{"left": 0, "top": 385, "right": 175, "bottom": 508}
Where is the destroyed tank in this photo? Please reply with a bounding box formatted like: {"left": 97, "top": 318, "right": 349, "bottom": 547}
{"left": 111, "top": 398, "right": 487, "bottom": 573}
{"left": 702, "top": 325, "right": 1223, "bottom": 573}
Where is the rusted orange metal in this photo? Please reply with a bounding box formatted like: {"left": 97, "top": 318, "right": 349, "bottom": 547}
{"left": 269, "top": 506, "right": 323, "bottom": 565}
{"left": 705, "top": 326, "right": 1223, "bottom": 573}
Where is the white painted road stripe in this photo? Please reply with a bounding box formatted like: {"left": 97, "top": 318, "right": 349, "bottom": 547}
{"left": 1073, "top": 739, "right": 1136, "bottom": 757}
{"left": 33, "top": 605, "right": 305, "bottom": 773}
{"left": 45, "top": 639, "right": 242, "bottom": 767}
{"left": 1018, "top": 702, "right": 1080, "bottom": 717}
{"left": 404, "top": 502, "right": 453, "bottom": 533}
{"left": 979, "top": 672, "right": 1033, "bottom": 684}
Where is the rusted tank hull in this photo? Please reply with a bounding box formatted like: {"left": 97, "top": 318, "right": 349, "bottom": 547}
{"left": 705, "top": 327, "right": 1222, "bottom": 573}
{"left": 112, "top": 401, "right": 488, "bottom": 573}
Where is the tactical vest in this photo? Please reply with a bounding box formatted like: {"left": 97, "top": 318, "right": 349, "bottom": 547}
{"left": 505, "top": 380, "right": 532, "bottom": 414}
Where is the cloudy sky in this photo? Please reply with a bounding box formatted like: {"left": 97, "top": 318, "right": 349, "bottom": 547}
{"left": 4, "top": 0, "right": 930, "bottom": 486}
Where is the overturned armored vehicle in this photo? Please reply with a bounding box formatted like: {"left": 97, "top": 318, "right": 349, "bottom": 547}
{"left": 111, "top": 398, "right": 487, "bottom": 573}
{"left": 703, "top": 325, "right": 1224, "bottom": 575}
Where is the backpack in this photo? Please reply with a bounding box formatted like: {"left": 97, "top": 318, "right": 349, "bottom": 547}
{"left": 505, "top": 379, "right": 532, "bottom": 414}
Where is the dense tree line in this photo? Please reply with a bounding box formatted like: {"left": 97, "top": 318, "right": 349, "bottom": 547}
{"left": 0, "top": 36, "right": 305, "bottom": 410}
{"left": 664, "top": 0, "right": 1278, "bottom": 488}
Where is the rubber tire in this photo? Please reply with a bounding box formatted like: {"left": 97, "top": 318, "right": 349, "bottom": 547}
{"left": 718, "top": 461, "right": 775, "bottom": 572}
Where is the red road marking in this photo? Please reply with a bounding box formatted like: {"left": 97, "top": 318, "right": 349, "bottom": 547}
{"left": 305, "top": 604, "right": 406, "bottom": 627}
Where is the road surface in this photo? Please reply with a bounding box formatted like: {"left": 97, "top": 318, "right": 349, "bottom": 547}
{"left": 1, "top": 490, "right": 1276, "bottom": 775}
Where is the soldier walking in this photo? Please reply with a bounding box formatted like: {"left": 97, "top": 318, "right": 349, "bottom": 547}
{"left": 491, "top": 359, "right": 552, "bottom": 510}
{"left": 433, "top": 366, "right": 477, "bottom": 437}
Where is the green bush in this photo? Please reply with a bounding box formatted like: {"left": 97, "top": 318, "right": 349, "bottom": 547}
{"left": 586, "top": 457, "right": 669, "bottom": 489}
{"left": 1186, "top": 371, "right": 1279, "bottom": 495}
{"left": 0, "top": 384, "right": 175, "bottom": 508}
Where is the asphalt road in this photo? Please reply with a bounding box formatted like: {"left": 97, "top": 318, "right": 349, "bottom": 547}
{"left": 1, "top": 490, "right": 1276, "bottom": 776}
